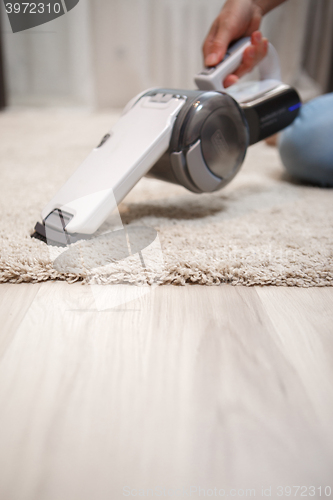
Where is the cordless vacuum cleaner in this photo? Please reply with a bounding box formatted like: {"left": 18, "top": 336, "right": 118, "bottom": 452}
{"left": 32, "top": 37, "right": 301, "bottom": 246}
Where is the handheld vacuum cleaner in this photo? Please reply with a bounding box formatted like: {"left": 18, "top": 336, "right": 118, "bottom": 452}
{"left": 33, "top": 37, "right": 301, "bottom": 246}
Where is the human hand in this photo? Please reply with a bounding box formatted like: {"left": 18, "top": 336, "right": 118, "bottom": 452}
{"left": 203, "top": 0, "right": 269, "bottom": 88}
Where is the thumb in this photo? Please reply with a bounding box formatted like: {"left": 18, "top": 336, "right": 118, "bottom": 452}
{"left": 203, "top": 20, "right": 232, "bottom": 67}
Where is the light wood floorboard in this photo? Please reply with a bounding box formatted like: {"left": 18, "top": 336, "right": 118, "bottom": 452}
{"left": 0, "top": 283, "right": 332, "bottom": 500}
{"left": 0, "top": 283, "right": 41, "bottom": 360}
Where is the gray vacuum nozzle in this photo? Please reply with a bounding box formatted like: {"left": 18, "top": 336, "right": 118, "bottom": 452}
{"left": 31, "top": 210, "right": 86, "bottom": 246}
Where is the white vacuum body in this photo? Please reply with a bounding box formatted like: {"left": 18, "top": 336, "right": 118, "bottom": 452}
{"left": 33, "top": 37, "right": 301, "bottom": 245}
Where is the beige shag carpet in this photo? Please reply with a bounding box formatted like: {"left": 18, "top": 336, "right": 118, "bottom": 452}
{"left": 0, "top": 109, "right": 332, "bottom": 286}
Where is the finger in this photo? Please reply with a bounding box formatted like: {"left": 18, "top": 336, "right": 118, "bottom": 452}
{"left": 203, "top": 18, "right": 232, "bottom": 66}
{"left": 251, "top": 31, "right": 268, "bottom": 62}
{"left": 251, "top": 30, "right": 262, "bottom": 47}
{"left": 232, "top": 45, "right": 256, "bottom": 78}
{"left": 254, "top": 35, "right": 269, "bottom": 61}
{"left": 223, "top": 74, "right": 239, "bottom": 88}
{"left": 232, "top": 37, "right": 268, "bottom": 79}
{"left": 202, "top": 19, "right": 218, "bottom": 59}
{"left": 245, "top": 36, "right": 268, "bottom": 71}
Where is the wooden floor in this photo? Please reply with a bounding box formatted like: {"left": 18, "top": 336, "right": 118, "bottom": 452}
{"left": 0, "top": 283, "right": 332, "bottom": 500}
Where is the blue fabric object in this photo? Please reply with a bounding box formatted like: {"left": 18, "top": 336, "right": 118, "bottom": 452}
{"left": 278, "top": 93, "right": 333, "bottom": 187}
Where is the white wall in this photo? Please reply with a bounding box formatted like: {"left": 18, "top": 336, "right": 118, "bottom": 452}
{"left": 303, "top": 0, "right": 333, "bottom": 93}
{"left": 1, "top": 0, "right": 224, "bottom": 108}
{"left": 90, "top": 0, "right": 224, "bottom": 108}
{"left": 1, "top": 0, "right": 94, "bottom": 106}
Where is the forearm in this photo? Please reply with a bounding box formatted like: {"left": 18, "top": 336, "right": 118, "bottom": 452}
{"left": 255, "top": 0, "right": 288, "bottom": 16}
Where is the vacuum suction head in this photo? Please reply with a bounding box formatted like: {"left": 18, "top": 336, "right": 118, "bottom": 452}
{"left": 32, "top": 210, "right": 87, "bottom": 246}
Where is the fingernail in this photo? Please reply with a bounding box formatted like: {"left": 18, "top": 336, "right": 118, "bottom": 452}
{"left": 205, "top": 53, "right": 219, "bottom": 66}
{"left": 253, "top": 32, "right": 262, "bottom": 43}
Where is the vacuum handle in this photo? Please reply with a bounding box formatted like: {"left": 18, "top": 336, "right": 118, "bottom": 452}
{"left": 195, "top": 37, "right": 281, "bottom": 92}
{"left": 41, "top": 93, "right": 185, "bottom": 235}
